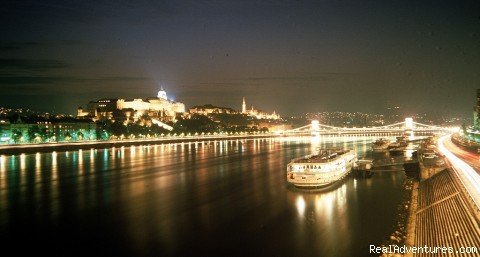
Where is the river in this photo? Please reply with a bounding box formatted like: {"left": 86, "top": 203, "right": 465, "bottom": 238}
{"left": 0, "top": 136, "right": 407, "bottom": 257}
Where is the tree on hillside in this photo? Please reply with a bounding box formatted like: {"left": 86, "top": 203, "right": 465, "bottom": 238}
{"left": 174, "top": 115, "right": 219, "bottom": 133}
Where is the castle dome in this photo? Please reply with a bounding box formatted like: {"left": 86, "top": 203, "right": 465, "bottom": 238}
{"left": 157, "top": 86, "right": 167, "bottom": 100}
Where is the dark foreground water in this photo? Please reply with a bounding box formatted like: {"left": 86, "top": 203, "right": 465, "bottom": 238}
{"left": 0, "top": 136, "right": 406, "bottom": 257}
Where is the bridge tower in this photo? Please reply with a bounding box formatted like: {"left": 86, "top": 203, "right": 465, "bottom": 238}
{"left": 405, "top": 117, "right": 413, "bottom": 130}
{"left": 404, "top": 117, "right": 414, "bottom": 139}
{"left": 311, "top": 120, "right": 320, "bottom": 135}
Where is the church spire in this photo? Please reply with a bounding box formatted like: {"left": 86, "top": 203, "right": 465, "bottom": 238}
{"left": 242, "top": 97, "right": 246, "bottom": 113}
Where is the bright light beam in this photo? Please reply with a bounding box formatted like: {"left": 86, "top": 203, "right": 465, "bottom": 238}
{"left": 438, "top": 135, "right": 480, "bottom": 208}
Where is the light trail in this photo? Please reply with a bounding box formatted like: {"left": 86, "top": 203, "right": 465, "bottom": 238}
{"left": 438, "top": 135, "right": 480, "bottom": 208}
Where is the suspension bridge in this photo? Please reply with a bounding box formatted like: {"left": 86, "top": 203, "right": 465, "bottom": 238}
{"left": 281, "top": 118, "right": 457, "bottom": 136}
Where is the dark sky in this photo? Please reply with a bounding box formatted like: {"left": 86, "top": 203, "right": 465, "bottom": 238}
{"left": 1, "top": 0, "right": 479, "bottom": 117}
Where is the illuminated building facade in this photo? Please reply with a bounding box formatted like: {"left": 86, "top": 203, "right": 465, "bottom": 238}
{"left": 79, "top": 88, "right": 185, "bottom": 123}
{"left": 77, "top": 107, "right": 90, "bottom": 117}
{"left": 463, "top": 89, "right": 480, "bottom": 142}
{"left": 241, "top": 97, "right": 280, "bottom": 120}
{"left": 0, "top": 122, "right": 97, "bottom": 144}
{"left": 474, "top": 89, "right": 480, "bottom": 128}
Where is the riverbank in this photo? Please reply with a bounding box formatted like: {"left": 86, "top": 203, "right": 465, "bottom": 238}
{"left": 404, "top": 168, "right": 480, "bottom": 257}
{"left": 403, "top": 141, "right": 480, "bottom": 257}
{"left": 0, "top": 134, "right": 281, "bottom": 155}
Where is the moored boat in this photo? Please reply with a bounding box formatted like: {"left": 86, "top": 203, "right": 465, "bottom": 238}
{"left": 372, "top": 138, "right": 390, "bottom": 151}
{"left": 286, "top": 148, "right": 357, "bottom": 188}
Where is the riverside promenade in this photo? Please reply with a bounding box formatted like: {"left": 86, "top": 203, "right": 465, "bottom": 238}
{"left": 405, "top": 137, "right": 480, "bottom": 257}
{"left": 406, "top": 169, "right": 480, "bottom": 257}
{"left": 0, "top": 133, "right": 280, "bottom": 155}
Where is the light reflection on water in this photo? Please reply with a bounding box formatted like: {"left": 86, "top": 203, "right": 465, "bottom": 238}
{"left": 20, "top": 154, "right": 26, "bottom": 173}
{"left": 0, "top": 135, "right": 406, "bottom": 256}
{"left": 296, "top": 195, "right": 306, "bottom": 216}
{"left": 0, "top": 156, "right": 5, "bottom": 196}
{"left": 35, "top": 153, "right": 41, "bottom": 182}
{"left": 51, "top": 151, "right": 57, "bottom": 180}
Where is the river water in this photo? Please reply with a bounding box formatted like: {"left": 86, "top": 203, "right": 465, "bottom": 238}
{"left": 0, "top": 136, "right": 407, "bottom": 257}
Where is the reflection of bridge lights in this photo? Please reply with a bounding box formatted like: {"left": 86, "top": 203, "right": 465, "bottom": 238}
{"left": 406, "top": 149, "right": 414, "bottom": 158}
{"left": 406, "top": 131, "right": 414, "bottom": 140}
{"left": 311, "top": 136, "right": 321, "bottom": 152}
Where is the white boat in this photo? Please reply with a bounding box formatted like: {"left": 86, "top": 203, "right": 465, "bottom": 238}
{"left": 286, "top": 149, "right": 357, "bottom": 188}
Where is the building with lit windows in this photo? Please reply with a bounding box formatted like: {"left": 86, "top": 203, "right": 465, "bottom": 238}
{"left": 473, "top": 89, "right": 480, "bottom": 128}
{"left": 78, "top": 87, "right": 186, "bottom": 123}
{"left": 462, "top": 89, "right": 480, "bottom": 142}
{"left": 0, "top": 121, "right": 97, "bottom": 144}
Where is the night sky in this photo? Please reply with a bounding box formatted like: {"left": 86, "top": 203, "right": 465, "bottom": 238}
{"left": 1, "top": 0, "right": 479, "bottom": 117}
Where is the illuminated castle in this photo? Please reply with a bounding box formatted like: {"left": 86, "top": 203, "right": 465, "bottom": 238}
{"left": 78, "top": 86, "right": 185, "bottom": 123}
{"left": 241, "top": 97, "right": 280, "bottom": 120}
